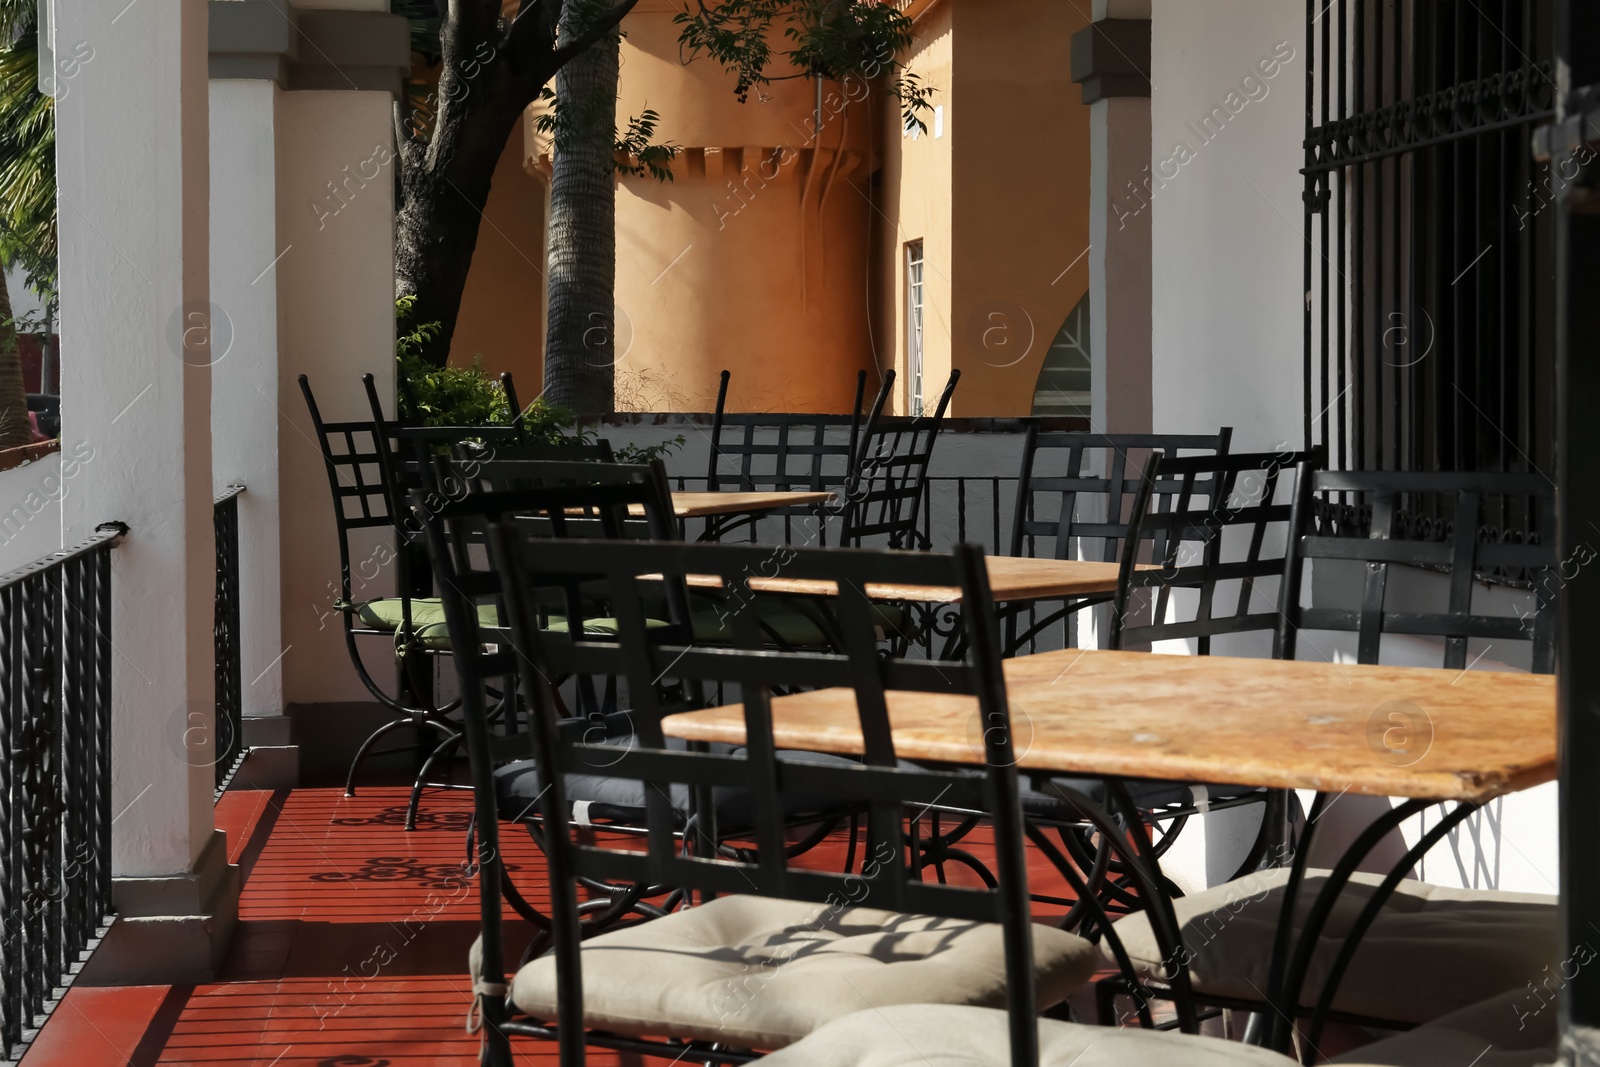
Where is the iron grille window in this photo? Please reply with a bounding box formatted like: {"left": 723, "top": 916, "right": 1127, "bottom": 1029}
{"left": 1303, "top": 0, "right": 1557, "bottom": 487}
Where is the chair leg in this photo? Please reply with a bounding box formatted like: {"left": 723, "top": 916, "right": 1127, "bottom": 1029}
{"left": 344, "top": 717, "right": 416, "bottom": 798}
{"left": 405, "top": 728, "right": 463, "bottom": 831}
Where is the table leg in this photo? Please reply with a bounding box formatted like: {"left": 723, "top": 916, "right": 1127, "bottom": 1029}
{"left": 1297, "top": 801, "right": 1477, "bottom": 1062}
{"left": 1261, "top": 795, "right": 1435, "bottom": 1052}
{"left": 1038, "top": 777, "right": 1202, "bottom": 1033}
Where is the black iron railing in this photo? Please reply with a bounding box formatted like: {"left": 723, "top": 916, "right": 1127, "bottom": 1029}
{"left": 0, "top": 523, "right": 125, "bottom": 1061}
{"left": 1302, "top": 0, "right": 1557, "bottom": 484}
{"left": 213, "top": 485, "right": 246, "bottom": 796}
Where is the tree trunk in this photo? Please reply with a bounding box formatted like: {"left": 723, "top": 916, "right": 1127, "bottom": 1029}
{"left": 542, "top": 3, "right": 618, "bottom": 414}
{"left": 393, "top": 96, "right": 527, "bottom": 368}
{"left": 0, "top": 270, "right": 34, "bottom": 448}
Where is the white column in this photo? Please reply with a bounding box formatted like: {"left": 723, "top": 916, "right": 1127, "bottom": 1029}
{"left": 56, "top": 0, "right": 216, "bottom": 880}
{"left": 1089, "top": 95, "right": 1152, "bottom": 435}
{"left": 210, "top": 79, "right": 285, "bottom": 726}
{"left": 275, "top": 90, "right": 398, "bottom": 716}
{"left": 1086, "top": 0, "right": 1152, "bottom": 436}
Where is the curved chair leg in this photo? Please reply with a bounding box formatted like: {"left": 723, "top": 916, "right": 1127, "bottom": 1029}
{"left": 344, "top": 717, "right": 416, "bottom": 798}
{"left": 405, "top": 724, "right": 464, "bottom": 831}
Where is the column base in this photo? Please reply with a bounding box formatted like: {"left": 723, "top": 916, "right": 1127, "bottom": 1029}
{"left": 79, "top": 829, "right": 240, "bottom": 985}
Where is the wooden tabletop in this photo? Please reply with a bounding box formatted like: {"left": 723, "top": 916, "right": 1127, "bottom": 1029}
{"left": 652, "top": 491, "right": 835, "bottom": 519}
{"left": 662, "top": 648, "right": 1556, "bottom": 802}
{"left": 675, "top": 554, "right": 1137, "bottom": 604}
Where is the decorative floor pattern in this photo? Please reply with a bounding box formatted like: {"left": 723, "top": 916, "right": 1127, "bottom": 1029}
{"left": 23, "top": 784, "right": 617, "bottom": 1067}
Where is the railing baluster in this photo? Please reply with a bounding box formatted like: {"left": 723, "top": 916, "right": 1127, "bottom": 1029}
{"left": 1, "top": 581, "right": 17, "bottom": 1056}
{"left": 213, "top": 486, "right": 246, "bottom": 796}
{"left": 0, "top": 525, "right": 126, "bottom": 1062}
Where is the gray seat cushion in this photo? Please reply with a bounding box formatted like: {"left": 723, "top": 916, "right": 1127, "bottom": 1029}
{"left": 493, "top": 739, "right": 861, "bottom": 829}
{"left": 757, "top": 1003, "right": 1297, "bottom": 1065}
{"left": 500, "top": 896, "right": 1098, "bottom": 1050}
{"left": 1017, "top": 776, "right": 1257, "bottom": 819}
{"left": 1106, "top": 867, "right": 1557, "bottom": 1025}
{"left": 1331, "top": 987, "right": 1558, "bottom": 1066}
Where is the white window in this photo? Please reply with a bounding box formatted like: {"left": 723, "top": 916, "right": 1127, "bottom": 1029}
{"left": 905, "top": 241, "right": 925, "bottom": 416}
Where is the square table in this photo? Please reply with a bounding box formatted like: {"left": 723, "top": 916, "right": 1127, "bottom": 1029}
{"left": 678, "top": 555, "right": 1143, "bottom": 607}
{"left": 662, "top": 648, "right": 1555, "bottom": 802}
{"left": 661, "top": 647, "right": 1556, "bottom": 1047}
{"left": 659, "top": 490, "right": 835, "bottom": 520}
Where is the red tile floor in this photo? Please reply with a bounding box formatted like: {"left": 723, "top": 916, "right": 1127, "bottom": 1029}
{"left": 22, "top": 783, "right": 1367, "bottom": 1065}
{"left": 23, "top": 784, "right": 603, "bottom": 1067}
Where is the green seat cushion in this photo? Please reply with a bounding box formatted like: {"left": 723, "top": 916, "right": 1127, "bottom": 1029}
{"left": 355, "top": 597, "right": 447, "bottom": 632}
{"left": 691, "top": 601, "right": 909, "bottom": 647}
{"left": 357, "top": 598, "right": 500, "bottom": 634}
{"left": 417, "top": 613, "right": 668, "bottom": 650}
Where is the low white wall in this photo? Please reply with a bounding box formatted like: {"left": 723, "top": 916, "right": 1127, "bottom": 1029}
{"left": 0, "top": 451, "right": 68, "bottom": 572}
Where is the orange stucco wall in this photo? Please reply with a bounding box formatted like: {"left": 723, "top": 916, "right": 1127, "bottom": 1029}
{"left": 456, "top": 0, "right": 1092, "bottom": 416}
{"left": 603, "top": 2, "right": 876, "bottom": 413}
{"left": 950, "top": 0, "right": 1092, "bottom": 416}
{"left": 447, "top": 133, "right": 548, "bottom": 393}
{"left": 872, "top": 0, "right": 954, "bottom": 415}
{"left": 874, "top": 0, "right": 1092, "bottom": 416}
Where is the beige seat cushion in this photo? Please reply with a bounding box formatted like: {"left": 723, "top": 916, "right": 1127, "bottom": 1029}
{"left": 500, "top": 895, "right": 1097, "bottom": 1050}
{"left": 1106, "top": 867, "right": 1557, "bottom": 1024}
{"left": 758, "top": 1004, "right": 1297, "bottom": 1065}
{"left": 1332, "top": 987, "right": 1559, "bottom": 1067}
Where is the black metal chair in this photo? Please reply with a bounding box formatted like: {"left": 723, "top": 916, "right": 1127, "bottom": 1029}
{"left": 1100, "top": 465, "right": 1561, "bottom": 1049}
{"left": 431, "top": 457, "right": 867, "bottom": 914}
{"left": 300, "top": 373, "right": 501, "bottom": 799}
{"left": 917, "top": 452, "right": 1312, "bottom": 950}
{"left": 1003, "top": 426, "right": 1233, "bottom": 656}
{"left": 703, "top": 367, "right": 872, "bottom": 544}
{"left": 427, "top": 518, "right": 1113, "bottom": 1066}
{"left": 842, "top": 368, "right": 959, "bottom": 551}
{"left": 1109, "top": 448, "right": 1313, "bottom": 654}
{"left": 350, "top": 374, "right": 530, "bottom": 813}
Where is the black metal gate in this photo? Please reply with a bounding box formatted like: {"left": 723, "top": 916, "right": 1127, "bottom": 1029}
{"left": 1302, "top": 0, "right": 1557, "bottom": 483}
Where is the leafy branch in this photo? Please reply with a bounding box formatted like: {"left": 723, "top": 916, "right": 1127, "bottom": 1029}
{"left": 675, "top": 0, "right": 933, "bottom": 133}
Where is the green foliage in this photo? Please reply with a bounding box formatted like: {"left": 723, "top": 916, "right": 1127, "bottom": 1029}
{"left": 535, "top": 88, "right": 680, "bottom": 184}
{"left": 0, "top": 0, "right": 60, "bottom": 320}
{"left": 614, "top": 434, "right": 686, "bottom": 466}
{"left": 675, "top": 0, "right": 933, "bottom": 134}
{"left": 394, "top": 297, "right": 682, "bottom": 462}
{"left": 614, "top": 108, "right": 678, "bottom": 183}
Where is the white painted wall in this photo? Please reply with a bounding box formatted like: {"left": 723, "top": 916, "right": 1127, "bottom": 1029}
{"left": 274, "top": 90, "right": 398, "bottom": 707}
{"left": 0, "top": 452, "right": 67, "bottom": 571}
{"left": 1147, "top": 0, "right": 1556, "bottom": 895}
{"left": 55, "top": 0, "right": 216, "bottom": 876}
{"left": 1150, "top": 0, "right": 1304, "bottom": 454}
{"left": 211, "top": 79, "right": 286, "bottom": 719}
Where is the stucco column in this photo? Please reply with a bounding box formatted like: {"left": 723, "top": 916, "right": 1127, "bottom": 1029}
{"left": 55, "top": 0, "right": 236, "bottom": 980}
{"left": 1075, "top": 4, "right": 1152, "bottom": 436}
{"left": 210, "top": 79, "right": 286, "bottom": 747}
{"left": 208, "top": 0, "right": 408, "bottom": 780}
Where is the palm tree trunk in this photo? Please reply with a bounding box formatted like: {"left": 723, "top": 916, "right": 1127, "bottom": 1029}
{"left": 0, "top": 269, "right": 34, "bottom": 448}
{"left": 542, "top": 2, "right": 618, "bottom": 414}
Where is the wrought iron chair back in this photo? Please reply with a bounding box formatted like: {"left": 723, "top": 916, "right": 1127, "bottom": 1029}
{"left": 298, "top": 373, "right": 423, "bottom": 711}
{"left": 706, "top": 368, "right": 869, "bottom": 494}
{"left": 843, "top": 368, "right": 961, "bottom": 550}
{"left": 705, "top": 369, "right": 875, "bottom": 543}
{"left": 362, "top": 373, "right": 526, "bottom": 555}
{"left": 1010, "top": 427, "right": 1233, "bottom": 564}
{"left": 1110, "top": 449, "right": 1318, "bottom": 654}
{"left": 1275, "top": 466, "right": 1559, "bottom": 673}
{"left": 421, "top": 504, "right": 1040, "bottom": 1066}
